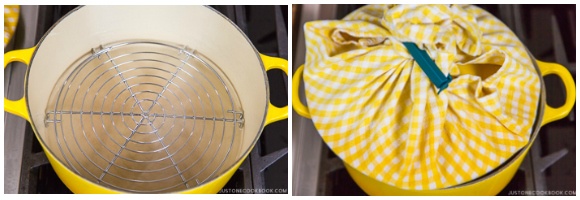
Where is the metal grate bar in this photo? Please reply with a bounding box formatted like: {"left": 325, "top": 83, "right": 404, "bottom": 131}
{"left": 234, "top": 6, "right": 248, "bottom": 35}
{"left": 275, "top": 5, "right": 288, "bottom": 60}
{"left": 46, "top": 111, "right": 241, "bottom": 123}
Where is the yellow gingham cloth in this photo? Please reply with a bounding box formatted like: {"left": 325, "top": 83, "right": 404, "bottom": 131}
{"left": 303, "top": 4, "right": 540, "bottom": 190}
{"left": 4, "top": 5, "right": 20, "bottom": 47}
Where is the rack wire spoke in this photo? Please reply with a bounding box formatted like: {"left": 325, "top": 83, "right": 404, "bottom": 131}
{"left": 147, "top": 120, "right": 190, "bottom": 188}
{"left": 44, "top": 41, "right": 244, "bottom": 193}
{"left": 105, "top": 51, "right": 147, "bottom": 113}
{"left": 47, "top": 111, "right": 240, "bottom": 123}
{"left": 144, "top": 47, "right": 192, "bottom": 114}
{"left": 98, "top": 117, "right": 145, "bottom": 182}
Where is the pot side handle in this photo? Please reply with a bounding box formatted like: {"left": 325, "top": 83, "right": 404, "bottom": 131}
{"left": 292, "top": 65, "right": 311, "bottom": 118}
{"left": 4, "top": 47, "right": 35, "bottom": 122}
{"left": 537, "top": 60, "right": 576, "bottom": 126}
{"left": 260, "top": 54, "right": 289, "bottom": 125}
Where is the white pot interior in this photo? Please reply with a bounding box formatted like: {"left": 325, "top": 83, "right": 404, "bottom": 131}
{"left": 25, "top": 5, "right": 267, "bottom": 192}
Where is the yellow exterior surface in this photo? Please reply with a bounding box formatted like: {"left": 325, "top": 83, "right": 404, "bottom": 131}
{"left": 293, "top": 59, "right": 575, "bottom": 195}
{"left": 4, "top": 47, "right": 35, "bottom": 121}
{"left": 291, "top": 65, "right": 310, "bottom": 118}
{"left": 344, "top": 60, "right": 576, "bottom": 195}
{"left": 536, "top": 61, "right": 576, "bottom": 125}
{"left": 4, "top": 46, "right": 288, "bottom": 194}
{"left": 261, "top": 54, "right": 289, "bottom": 125}
{"left": 302, "top": 4, "right": 542, "bottom": 190}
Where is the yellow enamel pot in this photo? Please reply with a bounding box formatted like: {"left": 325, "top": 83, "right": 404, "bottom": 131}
{"left": 292, "top": 59, "right": 575, "bottom": 195}
{"left": 4, "top": 6, "right": 287, "bottom": 194}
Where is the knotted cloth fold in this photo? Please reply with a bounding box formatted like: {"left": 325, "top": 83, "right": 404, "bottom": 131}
{"left": 303, "top": 4, "right": 540, "bottom": 190}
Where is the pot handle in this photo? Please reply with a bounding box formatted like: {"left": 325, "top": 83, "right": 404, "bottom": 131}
{"left": 4, "top": 47, "right": 35, "bottom": 122}
{"left": 260, "top": 54, "right": 289, "bottom": 125}
{"left": 537, "top": 60, "right": 576, "bottom": 126}
{"left": 292, "top": 65, "right": 311, "bottom": 118}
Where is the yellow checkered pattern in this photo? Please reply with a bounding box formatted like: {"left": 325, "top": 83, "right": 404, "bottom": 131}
{"left": 4, "top": 5, "right": 20, "bottom": 47}
{"left": 303, "top": 4, "right": 540, "bottom": 190}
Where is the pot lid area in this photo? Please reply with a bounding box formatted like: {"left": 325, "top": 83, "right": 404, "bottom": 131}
{"left": 302, "top": 4, "right": 541, "bottom": 190}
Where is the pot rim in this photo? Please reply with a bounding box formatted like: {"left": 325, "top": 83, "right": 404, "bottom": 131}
{"left": 22, "top": 5, "right": 271, "bottom": 193}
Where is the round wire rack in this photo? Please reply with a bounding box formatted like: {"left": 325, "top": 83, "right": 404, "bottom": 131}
{"left": 44, "top": 41, "right": 244, "bottom": 193}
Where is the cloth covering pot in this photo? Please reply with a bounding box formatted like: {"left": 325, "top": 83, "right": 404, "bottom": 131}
{"left": 301, "top": 4, "right": 542, "bottom": 190}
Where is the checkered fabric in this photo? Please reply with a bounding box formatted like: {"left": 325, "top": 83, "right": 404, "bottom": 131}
{"left": 303, "top": 4, "right": 540, "bottom": 190}
{"left": 4, "top": 5, "right": 19, "bottom": 47}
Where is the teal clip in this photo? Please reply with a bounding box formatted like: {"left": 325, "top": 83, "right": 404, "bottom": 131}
{"left": 402, "top": 42, "right": 452, "bottom": 94}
